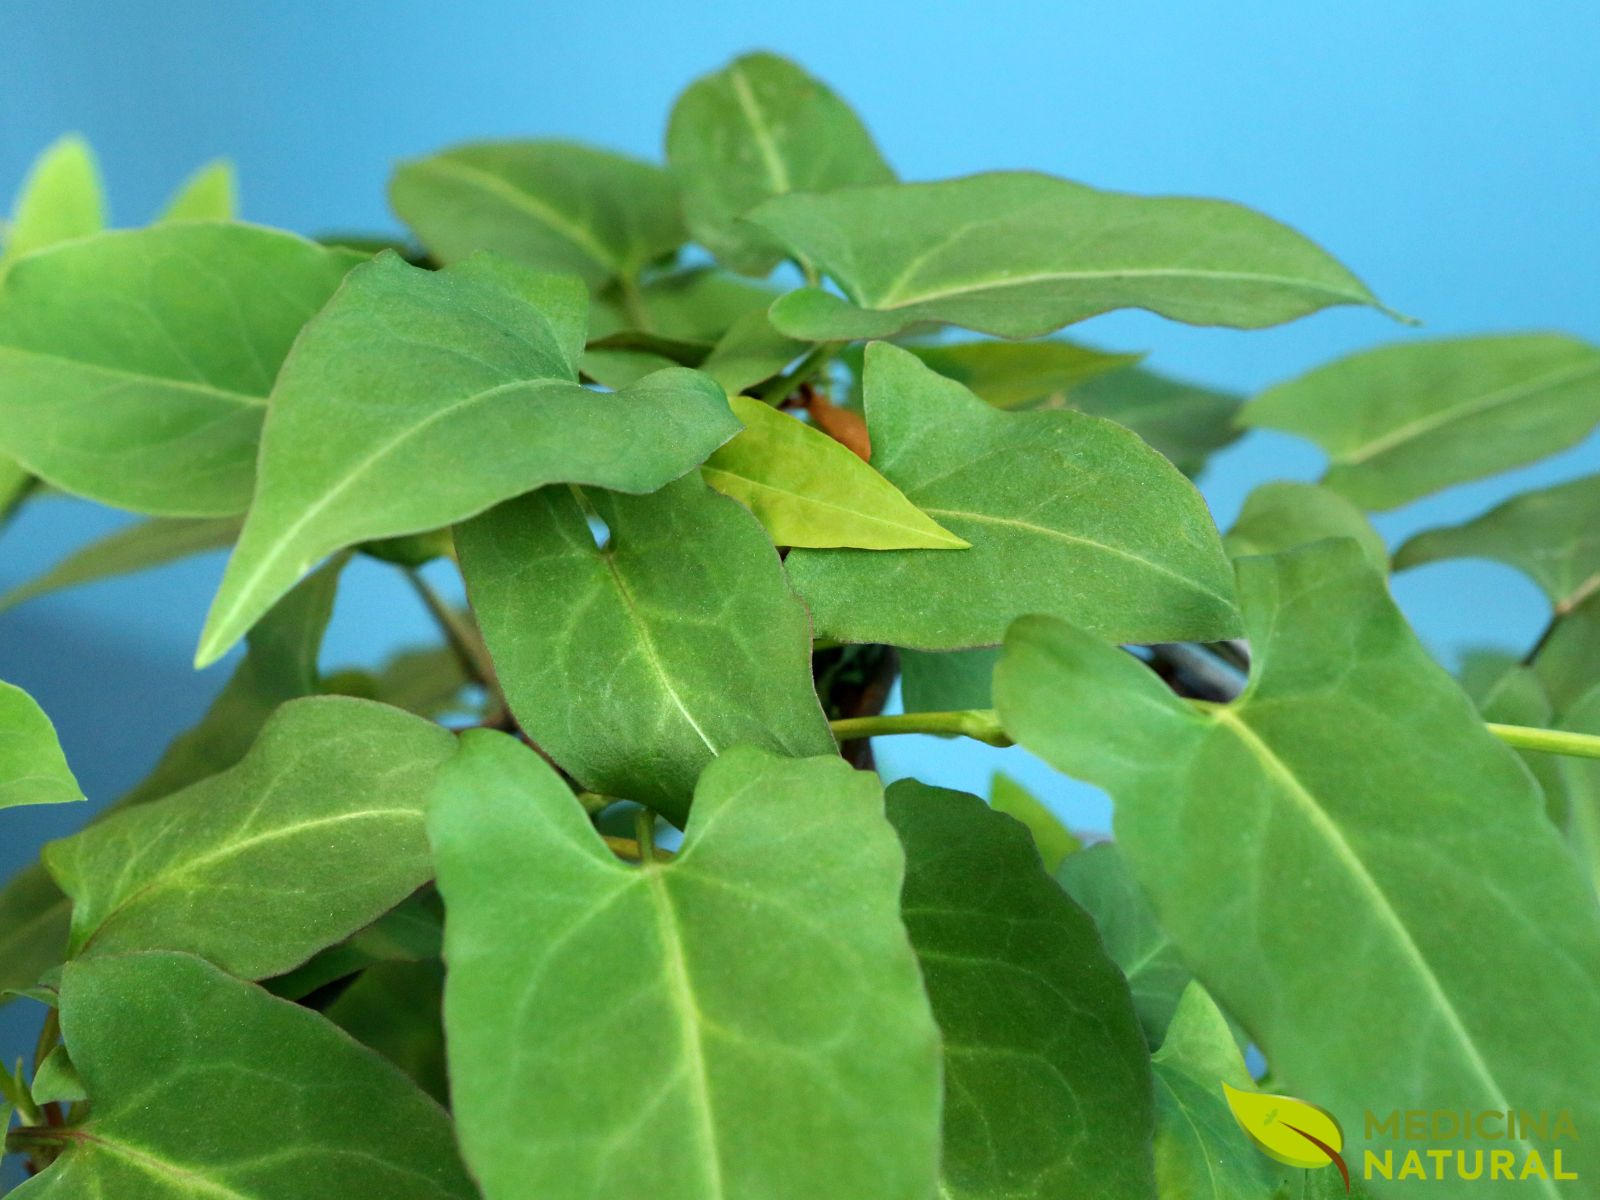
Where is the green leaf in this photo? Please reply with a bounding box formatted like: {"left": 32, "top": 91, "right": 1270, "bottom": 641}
{"left": 1533, "top": 589, "right": 1600, "bottom": 714}
{"left": 666, "top": 51, "right": 894, "bottom": 276}
{"left": 30, "top": 1043, "right": 85, "bottom": 1106}
{"left": 886, "top": 780, "right": 1155, "bottom": 1198}
{"left": 197, "top": 252, "right": 738, "bottom": 666}
{"left": 988, "top": 771, "right": 1079, "bottom": 871}
{"left": 2, "top": 136, "right": 104, "bottom": 269}
{"left": 12, "top": 951, "right": 473, "bottom": 1199}
{"left": 1224, "top": 481, "right": 1386, "bottom": 568}
{"left": 326, "top": 644, "right": 475, "bottom": 721}
{"left": 702, "top": 394, "right": 966, "bottom": 550}
{"left": 1559, "top": 686, "right": 1600, "bottom": 897}
{"left": 157, "top": 160, "right": 238, "bottom": 223}
{"left": 898, "top": 339, "right": 1142, "bottom": 409}
{"left": 698, "top": 310, "right": 809, "bottom": 393}
{"left": 997, "top": 540, "right": 1600, "bottom": 1193}
{"left": 1394, "top": 473, "right": 1600, "bottom": 614}
{"left": 0, "top": 223, "right": 361, "bottom": 516}
{"left": 390, "top": 141, "right": 684, "bottom": 289}
{"left": 1067, "top": 363, "right": 1243, "bottom": 478}
{"left": 0, "top": 680, "right": 81, "bottom": 810}
{"left": 1473, "top": 665, "right": 1568, "bottom": 823}
{"left": 44, "top": 696, "right": 455, "bottom": 979}
{"left": 1241, "top": 334, "right": 1600, "bottom": 510}
{"left": 264, "top": 888, "right": 443, "bottom": 1001}
{"left": 898, "top": 647, "right": 999, "bottom": 713}
{"left": 0, "top": 865, "right": 71, "bottom": 1005}
{"left": 786, "top": 343, "right": 1239, "bottom": 648}
{"left": 1056, "top": 843, "right": 1193, "bottom": 1046}
{"left": 458, "top": 477, "right": 834, "bottom": 822}
{"left": 1150, "top": 983, "right": 1281, "bottom": 1200}
{"left": 0, "top": 516, "right": 240, "bottom": 614}
{"left": 429, "top": 732, "right": 942, "bottom": 1200}
{"left": 590, "top": 266, "right": 777, "bottom": 343}
{"left": 324, "top": 959, "right": 449, "bottom": 1104}
{"left": 749, "top": 173, "right": 1387, "bottom": 341}
{"left": 0, "top": 454, "right": 29, "bottom": 516}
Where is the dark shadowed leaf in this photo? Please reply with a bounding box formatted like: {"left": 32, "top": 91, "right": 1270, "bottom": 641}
{"left": 458, "top": 477, "right": 834, "bottom": 822}
{"left": 667, "top": 52, "right": 894, "bottom": 275}
{"left": 429, "top": 733, "right": 942, "bottom": 1200}
{"left": 1534, "top": 589, "right": 1600, "bottom": 714}
{"left": 998, "top": 540, "right": 1600, "bottom": 1194}
{"left": 325, "top": 959, "right": 449, "bottom": 1104}
{"left": 11, "top": 951, "right": 473, "bottom": 1199}
{"left": 1242, "top": 334, "right": 1600, "bottom": 510}
{"left": 899, "top": 647, "right": 1000, "bottom": 713}
{"left": 1066, "top": 363, "right": 1243, "bottom": 477}
{"left": 786, "top": 343, "right": 1239, "bottom": 648}
{"left": 750, "top": 173, "right": 1386, "bottom": 341}
{"left": 887, "top": 781, "right": 1155, "bottom": 1198}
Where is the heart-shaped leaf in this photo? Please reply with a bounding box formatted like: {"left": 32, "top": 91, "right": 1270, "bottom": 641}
{"left": 428, "top": 733, "right": 942, "bottom": 1200}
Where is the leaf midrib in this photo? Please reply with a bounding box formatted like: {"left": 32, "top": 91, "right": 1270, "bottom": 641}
{"left": 61, "top": 1128, "right": 254, "bottom": 1200}
{"left": 1338, "top": 356, "right": 1600, "bottom": 467}
{"left": 728, "top": 63, "right": 792, "bottom": 197}
{"left": 876, "top": 266, "right": 1371, "bottom": 312}
{"left": 0, "top": 346, "right": 265, "bottom": 407}
{"left": 413, "top": 156, "right": 618, "bottom": 277}
{"left": 1206, "top": 705, "right": 1554, "bottom": 1198}
{"left": 699, "top": 466, "right": 964, "bottom": 548}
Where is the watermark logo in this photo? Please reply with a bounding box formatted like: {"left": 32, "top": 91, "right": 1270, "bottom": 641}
{"left": 1224, "top": 1082, "right": 1350, "bottom": 1192}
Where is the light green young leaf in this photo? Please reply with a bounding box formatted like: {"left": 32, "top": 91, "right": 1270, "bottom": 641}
{"left": 899, "top": 647, "right": 1000, "bottom": 713}
{"left": 30, "top": 1043, "right": 85, "bottom": 1106}
{"left": 390, "top": 140, "right": 684, "bottom": 289}
{"left": 157, "top": 159, "right": 238, "bottom": 223}
{"left": 12, "top": 951, "right": 473, "bottom": 1199}
{"left": 702, "top": 394, "right": 966, "bottom": 549}
{"left": 1151, "top": 983, "right": 1281, "bottom": 1200}
{"left": 0, "top": 680, "right": 82, "bottom": 811}
{"left": 900, "top": 339, "right": 1142, "bottom": 409}
{"left": 1224, "top": 481, "right": 1387, "bottom": 567}
{"left": 45, "top": 696, "right": 455, "bottom": 979}
{"left": 997, "top": 540, "right": 1600, "bottom": 1196}
{"left": 1394, "top": 473, "right": 1600, "bottom": 614}
{"left": 886, "top": 780, "right": 1155, "bottom": 1199}
{"left": 0, "top": 516, "right": 240, "bottom": 614}
{"left": 988, "top": 771, "right": 1079, "bottom": 871}
{"left": 1241, "top": 334, "right": 1600, "bottom": 510}
{"left": 1056, "top": 843, "right": 1193, "bottom": 1046}
{"left": 198, "top": 252, "right": 738, "bottom": 667}
{"left": 458, "top": 477, "right": 834, "bottom": 822}
{"left": 2, "top": 135, "right": 104, "bottom": 268}
{"left": 786, "top": 343, "right": 1239, "bottom": 648}
{"left": 666, "top": 51, "right": 894, "bottom": 276}
{"left": 429, "top": 733, "right": 942, "bottom": 1200}
{"left": 749, "top": 173, "right": 1386, "bottom": 341}
{"left": 1067, "top": 363, "right": 1242, "bottom": 478}
{"left": 0, "top": 223, "right": 361, "bottom": 516}
{"left": 1534, "top": 589, "right": 1600, "bottom": 714}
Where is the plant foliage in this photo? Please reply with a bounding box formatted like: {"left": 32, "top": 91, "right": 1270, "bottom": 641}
{"left": 2, "top": 51, "right": 1599, "bottom": 1200}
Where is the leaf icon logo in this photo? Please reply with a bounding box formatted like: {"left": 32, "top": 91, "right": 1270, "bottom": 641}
{"left": 1222, "top": 1082, "right": 1350, "bottom": 1191}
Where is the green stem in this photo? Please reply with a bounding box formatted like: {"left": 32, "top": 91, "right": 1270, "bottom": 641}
{"left": 618, "top": 273, "right": 649, "bottom": 330}
{"left": 830, "top": 710, "right": 1013, "bottom": 747}
{"left": 401, "top": 567, "right": 498, "bottom": 695}
{"left": 1485, "top": 722, "right": 1600, "bottom": 760}
{"left": 838, "top": 708, "right": 1600, "bottom": 762}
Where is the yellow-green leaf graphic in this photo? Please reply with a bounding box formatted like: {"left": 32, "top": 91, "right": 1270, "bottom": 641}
{"left": 1222, "top": 1081, "right": 1349, "bottom": 1188}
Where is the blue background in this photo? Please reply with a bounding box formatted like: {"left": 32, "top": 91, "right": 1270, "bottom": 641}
{"left": 2, "top": 0, "right": 1598, "bottom": 1153}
